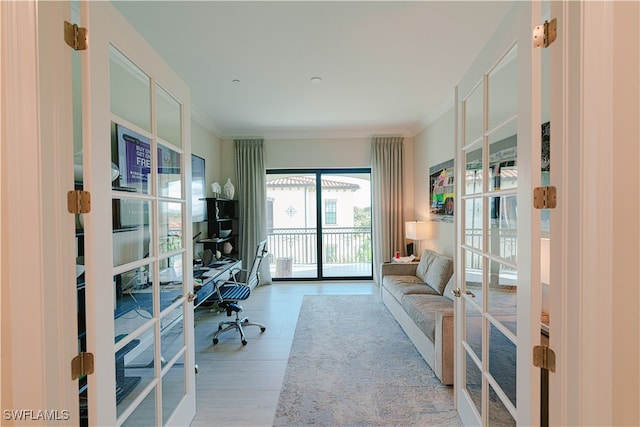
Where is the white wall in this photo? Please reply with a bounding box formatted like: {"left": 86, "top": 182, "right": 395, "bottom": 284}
{"left": 412, "top": 106, "right": 455, "bottom": 257}
{"left": 191, "top": 119, "right": 222, "bottom": 197}
{"left": 191, "top": 119, "right": 221, "bottom": 245}
{"left": 264, "top": 138, "right": 372, "bottom": 169}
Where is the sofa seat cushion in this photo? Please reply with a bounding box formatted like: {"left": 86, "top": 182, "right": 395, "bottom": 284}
{"left": 383, "top": 275, "right": 440, "bottom": 302}
{"left": 402, "top": 294, "right": 454, "bottom": 342}
{"left": 416, "top": 249, "right": 454, "bottom": 295}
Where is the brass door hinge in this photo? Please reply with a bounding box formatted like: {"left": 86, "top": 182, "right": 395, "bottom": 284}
{"left": 533, "top": 345, "right": 556, "bottom": 372}
{"left": 64, "top": 21, "right": 88, "bottom": 51}
{"left": 68, "top": 190, "right": 91, "bottom": 214}
{"left": 533, "top": 186, "right": 557, "bottom": 209}
{"left": 71, "top": 352, "right": 94, "bottom": 380}
{"left": 533, "top": 18, "right": 557, "bottom": 48}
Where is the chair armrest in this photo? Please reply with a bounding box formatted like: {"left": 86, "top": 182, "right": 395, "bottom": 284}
{"left": 380, "top": 262, "right": 419, "bottom": 279}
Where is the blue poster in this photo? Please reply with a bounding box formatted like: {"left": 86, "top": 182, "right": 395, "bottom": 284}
{"left": 117, "top": 125, "right": 151, "bottom": 192}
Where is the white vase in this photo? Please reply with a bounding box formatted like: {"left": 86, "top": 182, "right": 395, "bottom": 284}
{"left": 211, "top": 182, "right": 221, "bottom": 197}
{"left": 222, "top": 242, "right": 233, "bottom": 255}
{"left": 223, "top": 178, "right": 235, "bottom": 199}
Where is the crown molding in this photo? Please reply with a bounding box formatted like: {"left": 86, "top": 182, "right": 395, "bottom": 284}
{"left": 415, "top": 91, "right": 455, "bottom": 136}
{"left": 191, "top": 105, "right": 223, "bottom": 138}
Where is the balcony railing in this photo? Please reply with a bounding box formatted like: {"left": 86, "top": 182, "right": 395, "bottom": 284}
{"left": 267, "top": 226, "right": 372, "bottom": 266}
{"left": 465, "top": 227, "right": 517, "bottom": 270}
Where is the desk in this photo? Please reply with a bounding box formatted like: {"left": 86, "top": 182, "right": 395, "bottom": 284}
{"left": 112, "top": 258, "right": 241, "bottom": 403}
{"left": 114, "top": 258, "right": 241, "bottom": 319}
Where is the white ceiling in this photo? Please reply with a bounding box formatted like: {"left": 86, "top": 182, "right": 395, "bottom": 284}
{"left": 113, "top": 1, "right": 514, "bottom": 139}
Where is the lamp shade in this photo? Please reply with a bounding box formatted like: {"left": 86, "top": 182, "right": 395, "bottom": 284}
{"left": 405, "top": 221, "right": 429, "bottom": 240}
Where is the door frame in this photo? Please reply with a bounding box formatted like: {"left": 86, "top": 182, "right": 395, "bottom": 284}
{"left": 550, "top": 1, "right": 640, "bottom": 425}
{"left": 1, "top": 0, "right": 79, "bottom": 423}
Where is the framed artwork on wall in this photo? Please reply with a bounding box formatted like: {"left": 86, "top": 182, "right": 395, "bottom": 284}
{"left": 429, "top": 159, "right": 454, "bottom": 222}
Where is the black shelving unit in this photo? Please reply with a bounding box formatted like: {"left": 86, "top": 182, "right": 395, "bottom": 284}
{"left": 199, "top": 198, "right": 240, "bottom": 259}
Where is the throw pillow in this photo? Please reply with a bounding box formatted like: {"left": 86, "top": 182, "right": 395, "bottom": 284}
{"left": 415, "top": 249, "right": 436, "bottom": 283}
{"left": 424, "top": 254, "right": 453, "bottom": 295}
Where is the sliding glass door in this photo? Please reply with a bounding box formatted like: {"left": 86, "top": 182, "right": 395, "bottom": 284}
{"left": 267, "top": 169, "right": 372, "bottom": 280}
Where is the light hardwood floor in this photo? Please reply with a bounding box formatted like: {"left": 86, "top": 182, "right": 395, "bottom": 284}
{"left": 189, "top": 281, "right": 377, "bottom": 427}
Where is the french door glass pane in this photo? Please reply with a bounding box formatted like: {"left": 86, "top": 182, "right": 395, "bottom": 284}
{"left": 465, "top": 145, "right": 483, "bottom": 195}
{"left": 112, "top": 199, "right": 152, "bottom": 267}
{"left": 109, "top": 47, "right": 151, "bottom": 133}
{"left": 159, "top": 254, "right": 184, "bottom": 317}
{"left": 465, "top": 301, "right": 483, "bottom": 360}
{"left": 160, "top": 306, "right": 184, "bottom": 364}
{"left": 465, "top": 351, "right": 483, "bottom": 417}
{"left": 489, "top": 383, "right": 516, "bottom": 426}
{"left": 162, "top": 354, "right": 186, "bottom": 424}
{"left": 464, "top": 82, "right": 483, "bottom": 145}
{"left": 489, "top": 120, "right": 518, "bottom": 191}
{"left": 488, "top": 259, "right": 517, "bottom": 336}
{"left": 158, "top": 144, "right": 182, "bottom": 198}
{"left": 159, "top": 202, "right": 183, "bottom": 254}
{"left": 489, "top": 45, "right": 518, "bottom": 129}
{"left": 112, "top": 123, "right": 153, "bottom": 195}
{"left": 156, "top": 84, "right": 182, "bottom": 149}
{"left": 115, "top": 326, "right": 156, "bottom": 419}
{"left": 121, "top": 387, "right": 156, "bottom": 427}
{"left": 488, "top": 195, "right": 518, "bottom": 261}
{"left": 489, "top": 323, "right": 517, "bottom": 407}
{"left": 464, "top": 197, "right": 483, "bottom": 250}
{"left": 464, "top": 248, "right": 484, "bottom": 311}
{"left": 114, "top": 266, "right": 153, "bottom": 337}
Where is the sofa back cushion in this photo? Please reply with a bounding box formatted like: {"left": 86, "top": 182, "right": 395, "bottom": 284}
{"left": 416, "top": 249, "right": 453, "bottom": 295}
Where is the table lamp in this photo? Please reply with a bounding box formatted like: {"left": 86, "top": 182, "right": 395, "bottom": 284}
{"left": 405, "top": 221, "right": 429, "bottom": 257}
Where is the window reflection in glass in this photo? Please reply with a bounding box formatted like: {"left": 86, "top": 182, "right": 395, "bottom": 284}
{"left": 158, "top": 144, "right": 182, "bottom": 199}
{"left": 488, "top": 121, "right": 518, "bottom": 192}
{"left": 159, "top": 202, "right": 183, "bottom": 254}
{"left": 465, "top": 146, "right": 483, "bottom": 195}
{"left": 488, "top": 195, "right": 517, "bottom": 262}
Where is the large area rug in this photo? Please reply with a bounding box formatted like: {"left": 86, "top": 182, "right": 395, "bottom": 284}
{"left": 273, "top": 295, "right": 462, "bottom": 426}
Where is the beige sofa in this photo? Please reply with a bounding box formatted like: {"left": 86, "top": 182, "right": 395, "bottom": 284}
{"left": 380, "top": 249, "right": 455, "bottom": 385}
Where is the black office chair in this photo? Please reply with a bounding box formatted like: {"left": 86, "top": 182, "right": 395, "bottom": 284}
{"left": 212, "top": 239, "right": 268, "bottom": 345}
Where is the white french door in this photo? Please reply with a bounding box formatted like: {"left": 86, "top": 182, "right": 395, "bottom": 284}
{"left": 454, "top": 2, "right": 543, "bottom": 425}
{"left": 79, "top": 2, "right": 195, "bottom": 426}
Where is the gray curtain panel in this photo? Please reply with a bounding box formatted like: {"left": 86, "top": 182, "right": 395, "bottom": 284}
{"left": 234, "top": 138, "right": 272, "bottom": 285}
{"left": 371, "top": 136, "right": 405, "bottom": 284}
